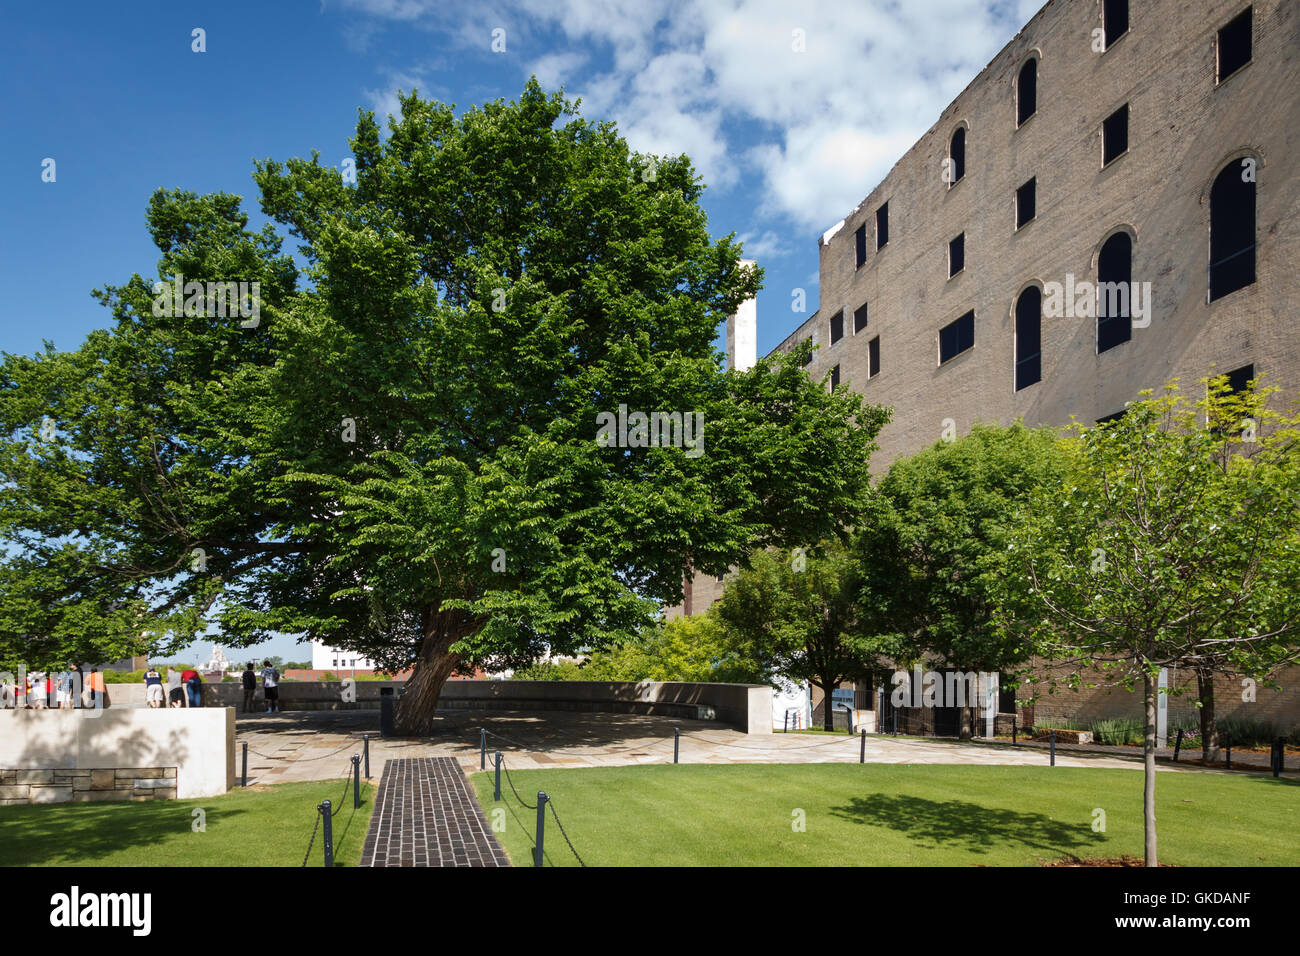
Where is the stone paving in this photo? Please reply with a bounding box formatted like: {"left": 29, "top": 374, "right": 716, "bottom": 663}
{"left": 359, "top": 757, "right": 509, "bottom": 867}
{"left": 233, "top": 709, "right": 1290, "bottom": 784}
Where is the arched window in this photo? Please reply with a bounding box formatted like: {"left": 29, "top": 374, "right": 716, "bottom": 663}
{"left": 1015, "top": 287, "right": 1041, "bottom": 391}
{"left": 949, "top": 127, "right": 966, "bottom": 184}
{"left": 1018, "top": 59, "right": 1037, "bottom": 126}
{"left": 1209, "top": 160, "right": 1257, "bottom": 301}
{"left": 1097, "top": 232, "right": 1132, "bottom": 352}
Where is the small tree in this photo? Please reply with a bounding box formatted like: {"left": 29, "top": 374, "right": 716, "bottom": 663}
{"left": 713, "top": 540, "right": 878, "bottom": 731}
{"left": 1001, "top": 379, "right": 1300, "bottom": 866}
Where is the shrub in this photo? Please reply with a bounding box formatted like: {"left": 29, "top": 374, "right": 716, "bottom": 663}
{"left": 1090, "top": 717, "right": 1144, "bottom": 746}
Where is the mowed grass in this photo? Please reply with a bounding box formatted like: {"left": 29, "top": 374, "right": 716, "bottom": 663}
{"left": 470, "top": 763, "right": 1298, "bottom": 867}
{"left": 0, "top": 779, "right": 375, "bottom": 867}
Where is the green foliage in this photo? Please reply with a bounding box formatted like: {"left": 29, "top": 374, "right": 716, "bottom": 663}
{"left": 1001, "top": 378, "right": 1300, "bottom": 692}
{"left": 0, "top": 80, "right": 886, "bottom": 700}
{"left": 1089, "top": 717, "right": 1144, "bottom": 747}
{"left": 714, "top": 540, "right": 879, "bottom": 726}
{"left": 856, "top": 421, "right": 1075, "bottom": 677}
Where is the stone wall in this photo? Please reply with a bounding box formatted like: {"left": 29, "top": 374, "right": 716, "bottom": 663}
{"left": 0, "top": 767, "right": 176, "bottom": 805}
{"left": 0, "top": 708, "right": 234, "bottom": 800}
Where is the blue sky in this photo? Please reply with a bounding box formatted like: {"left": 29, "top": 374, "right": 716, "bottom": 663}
{"left": 1, "top": 0, "right": 1041, "bottom": 660}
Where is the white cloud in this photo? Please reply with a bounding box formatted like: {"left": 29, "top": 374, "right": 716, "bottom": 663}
{"left": 328, "top": 0, "right": 1042, "bottom": 232}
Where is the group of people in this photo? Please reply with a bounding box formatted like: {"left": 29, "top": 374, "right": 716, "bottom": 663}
{"left": 142, "top": 665, "right": 204, "bottom": 708}
{"left": 5, "top": 660, "right": 285, "bottom": 712}
{"left": 2, "top": 666, "right": 106, "bottom": 709}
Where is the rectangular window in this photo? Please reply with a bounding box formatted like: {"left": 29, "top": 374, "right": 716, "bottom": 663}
{"left": 949, "top": 233, "right": 965, "bottom": 277}
{"left": 1016, "top": 178, "right": 1036, "bottom": 229}
{"left": 829, "top": 310, "right": 844, "bottom": 344}
{"left": 1096, "top": 410, "right": 1127, "bottom": 426}
{"left": 1104, "top": 0, "right": 1129, "bottom": 47}
{"left": 1015, "top": 308, "right": 1042, "bottom": 392}
{"left": 830, "top": 365, "right": 841, "bottom": 391}
{"left": 855, "top": 224, "right": 868, "bottom": 267}
{"left": 868, "top": 336, "right": 880, "bottom": 378}
{"left": 876, "top": 202, "right": 889, "bottom": 250}
{"left": 853, "top": 302, "right": 869, "bottom": 334}
{"left": 939, "top": 311, "right": 975, "bottom": 364}
{"left": 801, "top": 336, "right": 813, "bottom": 366}
{"left": 1218, "top": 7, "right": 1253, "bottom": 82}
{"left": 1103, "top": 105, "right": 1129, "bottom": 165}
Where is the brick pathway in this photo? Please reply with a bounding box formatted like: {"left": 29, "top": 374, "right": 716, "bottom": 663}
{"left": 360, "top": 757, "right": 509, "bottom": 867}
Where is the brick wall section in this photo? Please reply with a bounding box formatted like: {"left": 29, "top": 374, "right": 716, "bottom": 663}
{"left": 0, "top": 767, "right": 176, "bottom": 805}
{"left": 793, "top": 0, "right": 1298, "bottom": 469}
{"left": 1019, "top": 663, "right": 1300, "bottom": 732}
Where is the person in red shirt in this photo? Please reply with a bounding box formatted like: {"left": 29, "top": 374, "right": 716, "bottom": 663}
{"left": 181, "top": 668, "right": 202, "bottom": 707}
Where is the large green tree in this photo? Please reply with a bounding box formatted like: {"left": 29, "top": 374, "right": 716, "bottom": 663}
{"left": 0, "top": 81, "right": 885, "bottom": 733}
{"left": 999, "top": 379, "right": 1300, "bottom": 866}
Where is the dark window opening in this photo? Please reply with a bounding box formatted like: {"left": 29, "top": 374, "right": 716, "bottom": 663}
{"left": 1104, "top": 0, "right": 1129, "bottom": 47}
{"left": 801, "top": 336, "right": 813, "bottom": 366}
{"left": 855, "top": 224, "right": 867, "bottom": 268}
{"left": 854, "top": 303, "right": 869, "bottom": 334}
{"left": 939, "top": 311, "right": 975, "bottom": 364}
{"left": 949, "top": 233, "right": 965, "bottom": 277}
{"left": 1225, "top": 363, "right": 1255, "bottom": 395}
{"left": 830, "top": 365, "right": 841, "bottom": 391}
{"left": 1017, "top": 59, "right": 1037, "bottom": 126}
{"left": 1209, "top": 160, "right": 1257, "bottom": 301}
{"left": 998, "top": 684, "right": 1017, "bottom": 714}
{"left": 876, "top": 203, "right": 889, "bottom": 250}
{"left": 1015, "top": 286, "right": 1042, "bottom": 391}
{"left": 868, "top": 336, "right": 880, "bottom": 378}
{"left": 1098, "top": 231, "right": 1133, "bottom": 353}
{"left": 1218, "top": 7, "right": 1253, "bottom": 82}
{"left": 1103, "top": 104, "right": 1129, "bottom": 165}
{"left": 949, "top": 127, "right": 966, "bottom": 184}
{"left": 829, "top": 310, "right": 844, "bottom": 344}
{"left": 1096, "top": 409, "right": 1127, "bottom": 426}
{"left": 1016, "top": 178, "right": 1036, "bottom": 229}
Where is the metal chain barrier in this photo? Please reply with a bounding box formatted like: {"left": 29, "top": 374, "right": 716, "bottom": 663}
{"left": 547, "top": 800, "right": 586, "bottom": 867}
{"left": 301, "top": 805, "right": 322, "bottom": 867}
{"left": 332, "top": 759, "right": 355, "bottom": 817}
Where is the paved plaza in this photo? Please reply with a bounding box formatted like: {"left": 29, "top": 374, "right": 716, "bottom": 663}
{"left": 233, "top": 709, "right": 1268, "bottom": 786}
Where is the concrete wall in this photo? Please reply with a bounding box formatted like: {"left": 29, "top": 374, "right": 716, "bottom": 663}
{"left": 0, "top": 708, "right": 235, "bottom": 799}
{"left": 84, "top": 680, "right": 774, "bottom": 734}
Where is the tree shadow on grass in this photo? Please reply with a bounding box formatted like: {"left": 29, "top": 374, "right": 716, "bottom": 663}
{"left": 0, "top": 799, "right": 251, "bottom": 867}
{"left": 829, "top": 794, "right": 1101, "bottom": 860}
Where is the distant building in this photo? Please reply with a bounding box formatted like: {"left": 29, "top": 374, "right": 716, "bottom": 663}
{"left": 310, "top": 640, "right": 376, "bottom": 673}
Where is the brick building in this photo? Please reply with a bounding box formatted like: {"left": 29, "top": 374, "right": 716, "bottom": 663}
{"left": 671, "top": 0, "right": 1300, "bottom": 733}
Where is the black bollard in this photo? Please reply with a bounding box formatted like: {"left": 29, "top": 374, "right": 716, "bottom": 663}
{"left": 860, "top": 728, "right": 866, "bottom": 763}
{"left": 480, "top": 727, "right": 487, "bottom": 770}
{"left": 353, "top": 755, "right": 361, "bottom": 809}
{"left": 1173, "top": 728, "right": 1183, "bottom": 762}
{"left": 784, "top": 711, "right": 789, "bottom": 734}
{"left": 1012, "top": 716, "right": 1017, "bottom": 745}
{"left": 1225, "top": 735, "right": 1232, "bottom": 770}
{"left": 674, "top": 727, "right": 680, "bottom": 764}
{"left": 1050, "top": 729, "right": 1056, "bottom": 766}
{"left": 320, "top": 801, "right": 333, "bottom": 867}
{"left": 241, "top": 741, "right": 248, "bottom": 787}
{"left": 363, "top": 734, "right": 370, "bottom": 779}
{"left": 534, "top": 792, "right": 548, "bottom": 867}
{"left": 1272, "top": 737, "right": 1284, "bottom": 778}
{"left": 494, "top": 751, "right": 502, "bottom": 800}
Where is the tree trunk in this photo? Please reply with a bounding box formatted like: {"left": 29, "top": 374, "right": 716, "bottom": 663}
{"left": 1196, "top": 667, "right": 1218, "bottom": 763}
{"left": 392, "top": 607, "right": 474, "bottom": 736}
{"left": 820, "top": 682, "right": 835, "bottom": 732}
{"left": 1143, "top": 673, "right": 1158, "bottom": 867}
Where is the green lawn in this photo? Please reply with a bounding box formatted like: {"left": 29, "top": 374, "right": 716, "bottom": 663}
{"left": 471, "top": 763, "right": 1298, "bottom": 867}
{"left": 0, "top": 779, "right": 375, "bottom": 867}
